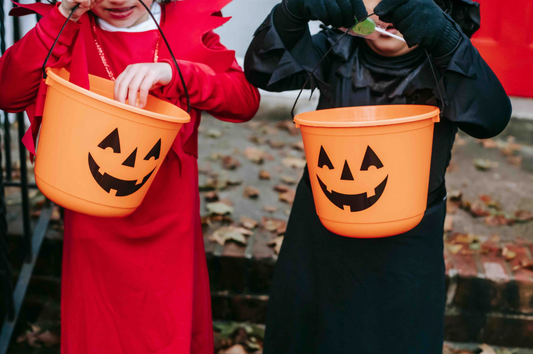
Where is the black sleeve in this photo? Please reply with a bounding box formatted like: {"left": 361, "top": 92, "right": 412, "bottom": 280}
{"left": 434, "top": 20, "right": 511, "bottom": 139}
{"left": 244, "top": 4, "right": 331, "bottom": 92}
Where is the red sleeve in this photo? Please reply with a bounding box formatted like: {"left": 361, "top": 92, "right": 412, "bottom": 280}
{"left": 159, "top": 31, "right": 260, "bottom": 123}
{"left": 0, "top": 4, "right": 80, "bottom": 112}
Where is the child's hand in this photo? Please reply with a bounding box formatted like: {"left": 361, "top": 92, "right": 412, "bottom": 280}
{"left": 114, "top": 63, "right": 173, "bottom": 109}
{"left": 285, "top": 0, "right": 367, "bottom": 28}
{"left": 58, "top": 0, "right": 101, "bottom": 22}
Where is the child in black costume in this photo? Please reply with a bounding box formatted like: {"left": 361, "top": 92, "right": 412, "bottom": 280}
{"left": 244, "top": 0, "right": 511, "bottom": 353}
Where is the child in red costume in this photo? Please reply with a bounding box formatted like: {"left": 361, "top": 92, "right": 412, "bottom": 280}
{"left": 0, "top": 0, "right": 260, "bottom": 352}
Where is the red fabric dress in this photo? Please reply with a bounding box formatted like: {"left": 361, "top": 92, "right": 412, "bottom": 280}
{"left": 0, "top": 3, "right": 260, "bottom": 353}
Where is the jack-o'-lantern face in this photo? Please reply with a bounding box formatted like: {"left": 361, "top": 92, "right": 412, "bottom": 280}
{"left": 88, "top": 128, "right": 161, "bottom": 197}
{"left": 316, "top": 145, "right": 388, "bottom": 212}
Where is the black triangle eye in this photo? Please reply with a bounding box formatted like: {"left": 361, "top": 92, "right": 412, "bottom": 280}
{"left": 98, "top": 128, "right": 121, "bottom": 153}
{"left": 144, "top": 139, "right": 161, "bottom": 161}
{"left": 360, "top": 146, "right": 383, "bottom": 171}
{"left": 318, "top": 146, "right": 334, "bottom": 169}
{"left": 122, "top": 148, "right": 137, "bottom": 168}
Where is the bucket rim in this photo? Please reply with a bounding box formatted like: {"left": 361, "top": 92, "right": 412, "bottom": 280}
{"left": 293, "top": 105, "right": 440, "bottom": 128}
{"left": 45, "top": 68, "right": 191, "bottom": 124}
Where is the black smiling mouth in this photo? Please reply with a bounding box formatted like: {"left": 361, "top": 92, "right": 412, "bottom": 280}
{"left": 88, "top": 153, "right": 155, "bottom": 197}
{"left": 316, "top": 175, "right": 388, "bottom": 212}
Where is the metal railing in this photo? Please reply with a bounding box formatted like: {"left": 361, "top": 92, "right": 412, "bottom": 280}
{"left": 0, "top": 3, "right": 54, "bottom": 353}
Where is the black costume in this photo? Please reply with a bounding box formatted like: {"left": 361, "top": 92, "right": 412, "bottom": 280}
{"left": 244, "top": 0, "right": 511, "bottom": 353}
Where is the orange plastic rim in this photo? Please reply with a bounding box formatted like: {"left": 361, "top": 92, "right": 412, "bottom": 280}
{"left": 294, "top": 105, "right": 439, "bottom": 238}
{"left": 294, "top": 105, "right": 440, "bottom": 128}
{"left": 34, "top": 68, "right": 190, "bottom": 217}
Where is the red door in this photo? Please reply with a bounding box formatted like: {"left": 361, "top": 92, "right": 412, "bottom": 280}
{"left": 471, "top": 0, "right": 533, "bottom": 98}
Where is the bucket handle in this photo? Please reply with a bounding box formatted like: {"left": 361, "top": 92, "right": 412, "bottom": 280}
{"left": 290, "top": 14, "right": 444, "bottom": 120}
{"left": 41, "top": 0, "right": 192, "bottom": 113}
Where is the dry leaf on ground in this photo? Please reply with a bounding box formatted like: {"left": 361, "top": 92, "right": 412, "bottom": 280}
{"left": 473, "top": 159, "right": 499, "bottom": 171}
{"left": 444, "top": 215, "right": 454, "bottom": 232}
{"left": 279, "top": 189, "right": 296, "bottom": 205}
{"left": 269, "top": 236, "right": 285, "bottom": 255}
{"left": 244, "top": 147, "right": 265, "bottom": 164}
{"left": 207, "top": 129, "right": 222, "bottom": 138}
{"left": 209, "top": 227, "right": 252, "bottom": 246}
{"left": 502, "top": 247, "right": 517, "bottom": 261}
{"left": 258, "top": 170, "right": 271, "bottom": 180}
{"left": 243, "top": 186, "right": 260, "bottom": 199}
{"left": 222, "top": 344, "right": 248, "bottom": 354}
{"left": 207, "top": 202, "right": 234, "bottom": 215}
{"left": 280, "top": 175, "right": 297, "bottom": 185}
{"left": 268, "top": 139, "right": 286, "bottom": 149}
{"left": 479, "top": 344, "right": 497, "bottom": 354}
{"left": 273, "top": 184, "right": 290, "bottom": 193}
{"left": 240, "top": 216, "right": 258, "bottom": 230}
{"left": 514, "top": 210, "right": 533, "bottom": 222}
{"left": 261, "top": 217, "right": 287, "bottom": 234}
{"left": 282, "top": 157, "right": 307, "bottom": 169}
{"left": 479, "top": 139, "right": 498, "bottom": 149}
{"left": 221, "top": 156, "right": 241, "bottom": 170}
{"left": 292, "top": 141, "right": 305, "bottom": 151}
{"left": 263, "top": 205, "right": 278, "bottom": 213}
{"left": 204, "top": 191, "right": 219, "bottom": 202}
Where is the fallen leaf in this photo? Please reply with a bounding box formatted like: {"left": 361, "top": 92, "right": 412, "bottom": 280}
{"left": 507, "top": 155, "right": 522, "bottom": 166}
{"left": 479, "top": 343, "right": 497, "bottom": 354}
{"left": 248, "top": 135, "right": 266, "bottom": 145}
{"left": 220, "top": 198, "right": 234, "bottom": 206}
{"left": 207, "top": 202, "right": 234, "bottom": 215}
{"left": 514, "top": 210, "right": 533, "bottom": 222}
{"left": 292, "top": 141, "right": 305, "bottom": 151}
{"left": 258, "top": 170, "right": 271, "bottom": 180}
{"left": 223, "top": 344, "right": 247, "bottom": 354}
{"left": 244, "top": 147, "right": 265, "bottom": 164}
{"left": 520, "top": 258, "right": 533, "bottom": 270}
{"left": 485, "top": 215, "right": 512, "bottom": 226}
{"left": 261, "top": 217, "right": 287, "bottom": 234}
{"left": 444, "top": 214, "right": 454, "bottom": 232}
{"left": 280, "top": 175, "right": 297, "bottom": 185}
{"left": 479, "top": 139, "right": 498, "bottom": 149}
{"left": 276, "top": 121, "right": 299, "bottom": 135}
{"left": 263, "top": 205, "right": 278, "bottom": 213}
{"left": 268, "top": 139, "right": 286, "bottom": 149}
{"left": 273, "top": 184, "right": 290, "bottom": 193}
{"left": 243, "top": 186, "right": 260, "bottom": 199}
{"left": 279, "top": 189, "right": 296, "bottom": 205}
{"left": 209, "top": 227, "right": 252, "bottom": 246}
{"left": 227, "top": 177, "right": 243, "bottom": 186}
{"left": 207, "top": 129, "right": 222, "bottom": 138}
{"left": 204, "top": 191, "right": 219, "bottom": 202}
{"left": 282, "top": 157, "right": 307, "bottom": 169}
{"left": 240, "top": 216, "right": 258, "bottom": 230}
{"left": 473, "top": 159, "right": 499, "bottom": 171}
{"left": 221, "top": 156, "right": 241, "bottom": 170}
{"left": 446, "top": 244, "right": 463, "bottom": 254}
{"left": 446, "top": 161, "right": 460, "bottom": 173}
{"left": 502, "top": 247, "right": 517, "bottom": 261}
{"left": 449, "top": 190, "right": 463, "bottom": 201}
{"left": 470, "top": 200, "right": 490, "bottom": 217}
{"left": 268, "top": 236, "right": 284, "bottom": 255}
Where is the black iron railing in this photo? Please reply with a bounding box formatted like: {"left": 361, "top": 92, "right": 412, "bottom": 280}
{"left": 0, "top": 4, "right": 54, "bottom": 353}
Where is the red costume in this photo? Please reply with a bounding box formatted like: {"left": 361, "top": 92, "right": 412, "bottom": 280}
{"left": 0, "top": 2, "right": 260, "bottom": 353}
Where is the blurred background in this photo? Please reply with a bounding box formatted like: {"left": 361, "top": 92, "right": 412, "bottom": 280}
{"left": 1, "top": 0, "right": 533, "bottom": 353}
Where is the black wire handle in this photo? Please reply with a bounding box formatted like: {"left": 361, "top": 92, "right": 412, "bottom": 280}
{"left": 42, "top": 0, "right": 192, "bottom": 113}
{"left": 42, "top": 3, "right": 80, "bottom": 80}
{"left": 290, "top": 14, "right": 374, "bottom": 119}
{"left": 291, "top": 13, "right": 446, "bottom": 119}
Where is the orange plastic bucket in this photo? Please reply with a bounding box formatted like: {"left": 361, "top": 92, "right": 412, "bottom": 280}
{"left": 294, "top": 105, "right": 440, "bottom": 238}
{"left": 34, "top": 68, "right": 190, "bottom": 217}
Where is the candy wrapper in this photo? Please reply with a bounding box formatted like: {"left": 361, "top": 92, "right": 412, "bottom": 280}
{"left": 339, "top": 18, "right": 406, "bottom": 42}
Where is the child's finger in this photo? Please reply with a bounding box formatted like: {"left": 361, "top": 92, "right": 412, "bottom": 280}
{"left": 127, "top": 67, "right": 150, "bottom": 107}
{"left": 138, "top": 72, "right": 158, "bottom": 108}
{"left": 115, "top": 66, "right": 136, "bottom": 104}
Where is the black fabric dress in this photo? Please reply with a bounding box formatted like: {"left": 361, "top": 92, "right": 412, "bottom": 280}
{"left": 244, "top": 7, "right": 511, "bottom": 354}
